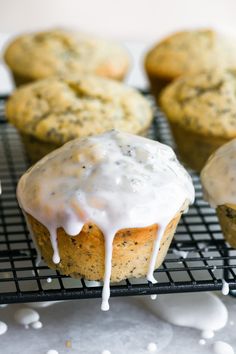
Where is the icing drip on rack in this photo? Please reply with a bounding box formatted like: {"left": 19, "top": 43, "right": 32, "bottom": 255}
{"left": 17, "top": 130, "right": 194, "bottom": 310}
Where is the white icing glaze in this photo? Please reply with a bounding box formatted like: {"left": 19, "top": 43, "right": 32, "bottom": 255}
{"left": 0, "top": 321, "right": 7, "bottom": 335}
{"left": 101, "top": 350, "right": 111, "bottom": 354}
{"left": 14, "top": 308, "right": 40, "bottom": 328}
{"left": 201, "top": 139, "right": 236, "bottom": 207}
{"left": 222, "top": 279, "right": 230, "bottom": 295}
{"left": 199, "top": 339, "right": 206, "bottom": 346}
{"left": 172, "top": 249, "right": 188, "bottom": 259}
{"left": 47, "top": 277, "right": 52, "bottom": 283}
{"left": 47, "top": 350, "right": 59, "bottom": 354}
{"left": 150, "top": 294, "right": 157, "bottom": 300}
{"left": 31, "top": 320, "right": 43, "bottom": 329}
{"left": 147, "top": 342, "right": 157, "bottom": 352}
{"left": 141, "top": 292, "right": 228, "bottom": 334}
{"left": 201, "top": 329, "right": 214, "bottom": 339}
{"left": 17, "top": 130, "right": 194, "bottom": 310}
{"left": 213, "top": 341, "right": 235, "bottom": 354}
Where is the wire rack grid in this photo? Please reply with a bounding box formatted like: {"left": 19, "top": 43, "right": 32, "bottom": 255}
{"left": 0, "top": 93, "right": 236, "bottom": 304}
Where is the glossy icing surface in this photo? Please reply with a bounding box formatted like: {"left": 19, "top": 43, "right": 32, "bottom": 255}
{"left": 17, "top": 130, "right": 194, "bottom": 310}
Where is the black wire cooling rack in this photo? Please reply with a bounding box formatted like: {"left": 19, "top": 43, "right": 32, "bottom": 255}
{"left": 0, "top": 92, "right": 236, "bottom": 305}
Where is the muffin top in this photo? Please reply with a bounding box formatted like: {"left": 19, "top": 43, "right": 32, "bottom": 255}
{"left": 6, "top": 75, "right": 153, "bottom": 144}
{"left": 201, "top": 139, "right": 236, "bottom": 207}
{"left": 145, "top": 29, "right": 236, "bottom": 80}
{"left": 4, "top": 29, "right": 130, "bottom": 81}
{"left": 160, "top": 70, "right": 236, "bottom": 138}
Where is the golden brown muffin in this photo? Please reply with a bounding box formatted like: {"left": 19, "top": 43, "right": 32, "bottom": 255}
{"left": 26, "top": 212, "right": 182, "bottom": 282}
{"left": 6, "top": 75, "right": 153, "bottom": 162}
{"left": 217, "top": 205, "right": 236, "bottom": 248}
{"left": 160, "top": 70, "right": 236, "bottom": 172}
{"left": 145, "top": 29, "right": 236, "bottom": 99}
{"left": 201, "top": 139, "right": 236, "bottom": 248}
{"left": 4, "top": 29, "right": 130, "bottom": 85}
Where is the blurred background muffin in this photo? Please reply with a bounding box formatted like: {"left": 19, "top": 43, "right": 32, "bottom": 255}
{"left": 5, "top": 74, "right": 153, "bottom": 163}
{"left": 160, "top": 69, "right": 236, "bottom": 172}
{"left": 145, "top": 29, "right": 236, "bottom": 99}
{"left": 4, "top": 28, "right": 130, "bottom": 86}
{"left": 201, "top": 139, "right": 236, "bottom": 248}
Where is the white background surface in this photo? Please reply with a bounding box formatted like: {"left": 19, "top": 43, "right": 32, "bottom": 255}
{"left": 1, "top": 1, "right": 236, "bottom": 353}
{"left": 0, "top": 0, "right": 236, "bottom": 41}
{"left": 0, "top": 295, "right": 236, "bottom": 354}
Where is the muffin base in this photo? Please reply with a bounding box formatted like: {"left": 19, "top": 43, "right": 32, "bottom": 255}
{"left": 217, "top": 205, "right": 236, "bottom": 248}
{"left": 146, "top": 72, "right": 173, "bottom": 102}
{"left": 20, "top": 126, "right": 151, "bottom": 165}
{"left": 20, "top": 134, "right": 60, "bottom": 164}
{"left": 25, "top": 211, "right": 182, "bottom": 282}
{"left": 169, "top": 122, "right": 229, "bottom": 172}
{"left": 12, "top": 72, "right": 34, "bottom": 87}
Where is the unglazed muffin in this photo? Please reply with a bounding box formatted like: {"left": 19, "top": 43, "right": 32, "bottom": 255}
{"left": 5, "top": 74, "right": 153, "bottom": 162}
{"left": 201, "top": 139, "right": 236, "bottom": 248}
{"left": 145, "top": 29, "right": 236, "bottom": 98}
{"left": 4, "top": 29, "right": 130, "bottom": 85}
{"left": 160, "top": 69, "right": 236, "bottom": 172}
{"left": 17, "top": 130, "right": 194, "bottom": 310}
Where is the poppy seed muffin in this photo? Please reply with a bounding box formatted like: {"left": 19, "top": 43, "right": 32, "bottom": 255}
{"left": 201, "top": 139, "right": 236, "bottom": 248}
{"left": 4, "top": 29, "right": 130, "bottom": 85}
{"left": 5, "top": 74, "right": 153, "bottom": 162}
{"left": 17, "top": 130, "right": 194, "bottom": 310}
{"left": 160, "top": 69, "right": 236, "bottom": 172}
{"left": 145, "top": 29, "right": 236, "bottom": 98}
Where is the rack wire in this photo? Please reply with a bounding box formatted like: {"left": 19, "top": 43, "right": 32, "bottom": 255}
{"left": 0, "top": 93, "right": 236, "bottom": 305}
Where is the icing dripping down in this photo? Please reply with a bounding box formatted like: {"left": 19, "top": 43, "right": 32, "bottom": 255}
{"left": 17, "top": 130, "right": 194, "bottom": 310}
{"left": 50, "top": 228, "right": 60, "bottom": 264}
{"left": 147, "top": 225, "right": 166, "bottom": 283}
{"left": 101, "top": 233, "right": 115, "bottom": 311}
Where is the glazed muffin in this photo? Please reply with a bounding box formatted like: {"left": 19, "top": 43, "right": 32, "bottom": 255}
{"left": 17, "top": 130, "right": 194, "bottom": 310}
{"left": 145, "top": 29, "right": 236, "bottom": 99}
{"left": 201, "top": 139, "right": 236, "bottom": 248}
{"left": 5, "top": 74, "right": 153, "bottom": 163}
{"left": 160, "top": 69, "right": 236, "bottom": 172}
{"left": 4, "top": 29, "right": 130, "bottom": 86}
